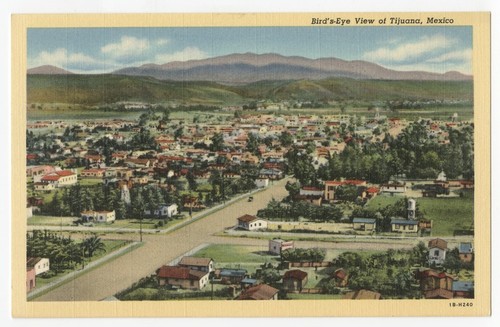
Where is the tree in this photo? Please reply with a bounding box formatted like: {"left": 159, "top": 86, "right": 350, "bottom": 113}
{"left": 260, "top": 267, "right": 281, "bottom": 286}
{"left": 279, "top": 131, "right": 293, "bottom": 147}
{"left": 81, "top": 234, "right": 106, "bottom": 258}
{"left": 410, "top": 241, "right": 429, "bottom": 267}
{"left": 210, "top": 133, "right": 224, "bottom": 151}
{"left": 246, "top": 133, "right": 259, "bottom": 155}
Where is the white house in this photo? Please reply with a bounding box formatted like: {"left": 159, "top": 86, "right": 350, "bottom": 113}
{"left": 255, "top": 178, "right": 269, "bottom": 188}
{"left": 428, "top": 238, "right": 448, "bottom": 265}
{"left": 27, "top": 257, "right": 50, "bottom": 275}
{"left": 81, "top": 210, "right": 116, "bottom": 223}
{"left": 390, "top": 218, "right": 418, "bottom": 233}
{"left": 268, "top": 239, "right": 294, "bottom": 255}
{"left": 40, "top": 170, "right": 78, "bottom": 187}
{"left": 237, "top": 214, "right": 268, "bottom": 231}
{"left": 144, "top": 203, "right": 178, "bottom": 218}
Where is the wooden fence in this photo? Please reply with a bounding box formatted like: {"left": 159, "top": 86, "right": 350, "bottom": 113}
{"left": 287, "top": 261, "right": 332, "bottom": 268}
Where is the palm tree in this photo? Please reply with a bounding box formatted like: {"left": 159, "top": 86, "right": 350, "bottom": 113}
{"left": 81, "top": 234, "right": 106, "bottom": 258}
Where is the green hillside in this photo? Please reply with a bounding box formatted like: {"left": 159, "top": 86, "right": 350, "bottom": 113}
{"left": 27, "top": 74, "right": 245, "bottom": 106}
{"left": 27, "top": 74, "right": 473, "bottom": 106}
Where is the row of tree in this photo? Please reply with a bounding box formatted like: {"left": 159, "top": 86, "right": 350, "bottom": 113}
{"left": 257, "top": 198, "right": 342, "bottom": 223}
{"left": 27, "top": 230, "right": 106, "bottom": 274}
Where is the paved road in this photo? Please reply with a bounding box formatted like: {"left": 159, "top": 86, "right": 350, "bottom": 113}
{"left": 34, "top": 178, "right": 292, "bottom": 301}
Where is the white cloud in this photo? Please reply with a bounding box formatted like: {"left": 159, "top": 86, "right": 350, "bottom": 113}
{"left": 363, "top": 34, "right": 457, "bottom": 63}
{"left": 426, "top": 48, "right": 472, "bottom": 63}
{"left": 155, "top": 38, "right": 170, "bottom": 46}
{"left": 154, "top": 46, "right": 208, "bottom": 63}
{"left": 101, "top": 36, "right": 150, "bottom": 59}
{"left": 29, "top": 48, "right": 99, "bottom": 68}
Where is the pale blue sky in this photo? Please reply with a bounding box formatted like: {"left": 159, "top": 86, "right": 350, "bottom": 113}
{"left": 27, "top": 26, "right": 472, "bottom": 74}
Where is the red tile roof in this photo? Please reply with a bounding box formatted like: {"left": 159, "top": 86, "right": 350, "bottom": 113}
{"left": 237, "top": 214, "right": 258, "bottom": 223}
{"left": 237, "top": 284, "right": 279, "bottom": 300}
{"left": 428, "top": 238, "right": 448, "bottom": 251}
{"left": 156, "top": 266, "right": 207, "bottom": 280}
{"left": 283, "top": 269, "right": 308, "bottom": 281}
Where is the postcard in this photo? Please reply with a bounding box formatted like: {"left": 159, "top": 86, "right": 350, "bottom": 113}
{"left": 11, "top": 12, "right": 490, "bottom": 317}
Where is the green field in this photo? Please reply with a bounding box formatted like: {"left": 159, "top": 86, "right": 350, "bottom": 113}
{"left": 366, "top": 194, "right": 474, "bottom": 236}
{"left": 192, "top": 244, "right": 279, "bottom": 272}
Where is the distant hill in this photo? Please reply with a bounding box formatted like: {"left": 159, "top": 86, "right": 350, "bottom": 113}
{"left": 27, "top": 74, "right": 473, "bottom": 106}
{"left": 113, "top": 52, "right": 472, "bottom": 84}
{"left": 27, "top": 65, "right": 74, "bottom": 75}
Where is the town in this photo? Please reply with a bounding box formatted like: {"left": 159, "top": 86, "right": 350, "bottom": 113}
{"left": 26, "top": 99, "right": 475, "bottom": 301}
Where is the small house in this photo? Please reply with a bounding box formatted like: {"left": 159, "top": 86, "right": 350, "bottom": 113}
{"left": 178, "top": 257, "right": 214, "bottom": 273}
{"left": 268, "top": 239, "right": 294, "bottom": 255}
{"left": 390, "top": 218, "right": 418, "bottom": 233}
{"left": 352, "top": 218, "right": 376, "bottom": 232}
{"left": 459, "top": 242, "right": 474, "bottom": 263}
{"left": 237, "top": 284, "right": 279, "bottom": 300}
{"left": 452, "top": 281, "right": 474, "bottom": 298}
{"left": 144, "top": 203, "right": 178, "bottom": 218}
{"left": 26, "top": 257, "right": 50, "bottom": 276}
{"left": 237, "top": 214, "right": 268, "bottom": 231}
{"left": 156, "top": 265, "right": 209, "bottom": 290}
{"left": 417, "top": 269, "right": 454, "bottom": 299}
{"left": 255, "top": 178, "right": 269, "bottom": 188}
{"left": 282, "top": 269, "right": 308, "bottom": 292}
{"left": 218, "top": 268, "right": 247, "bottom": 284}
{"left": 428, "top": 238, "right": 448, "bottom": 265}
{"left": 80, "top": 210, "right": 116, "bottom": 223}
{"left": 332, "top": 268, "right": 349, "bottom": 287}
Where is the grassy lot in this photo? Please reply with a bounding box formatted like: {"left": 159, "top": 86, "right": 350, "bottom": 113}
{"left": 78, "top": 178, "right": 103, "bottom": 186}
{"left": 28, "top": 215, "right": 76, "bottom": 226}
{"left": 194, "top": 244, "right": 279, "bottom": 267}
{"left": 366, "top": 194, "right": 474, "bottom": 236}
{"left": 35, "top": 239, "right": 132, "bottom": 288}
{"left": 98, "top": 217, "right": 187, "bottom": 230}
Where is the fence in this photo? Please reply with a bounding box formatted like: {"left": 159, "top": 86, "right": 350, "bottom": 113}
{"left": 286, "top": 261, "right": 332, "bottom": 268}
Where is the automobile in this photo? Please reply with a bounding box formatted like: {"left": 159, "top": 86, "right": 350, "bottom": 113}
{"left": 248, "top": 196, "right": 254, "bottom": 202}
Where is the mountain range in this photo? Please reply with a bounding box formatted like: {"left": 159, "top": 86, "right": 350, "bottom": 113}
{"left": 28, "top": 52, "right": 471, "bottom": 84}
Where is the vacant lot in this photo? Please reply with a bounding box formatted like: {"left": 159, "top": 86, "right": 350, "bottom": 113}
{"left": 267, "top": 221, "right": 354, "bottom": 234}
